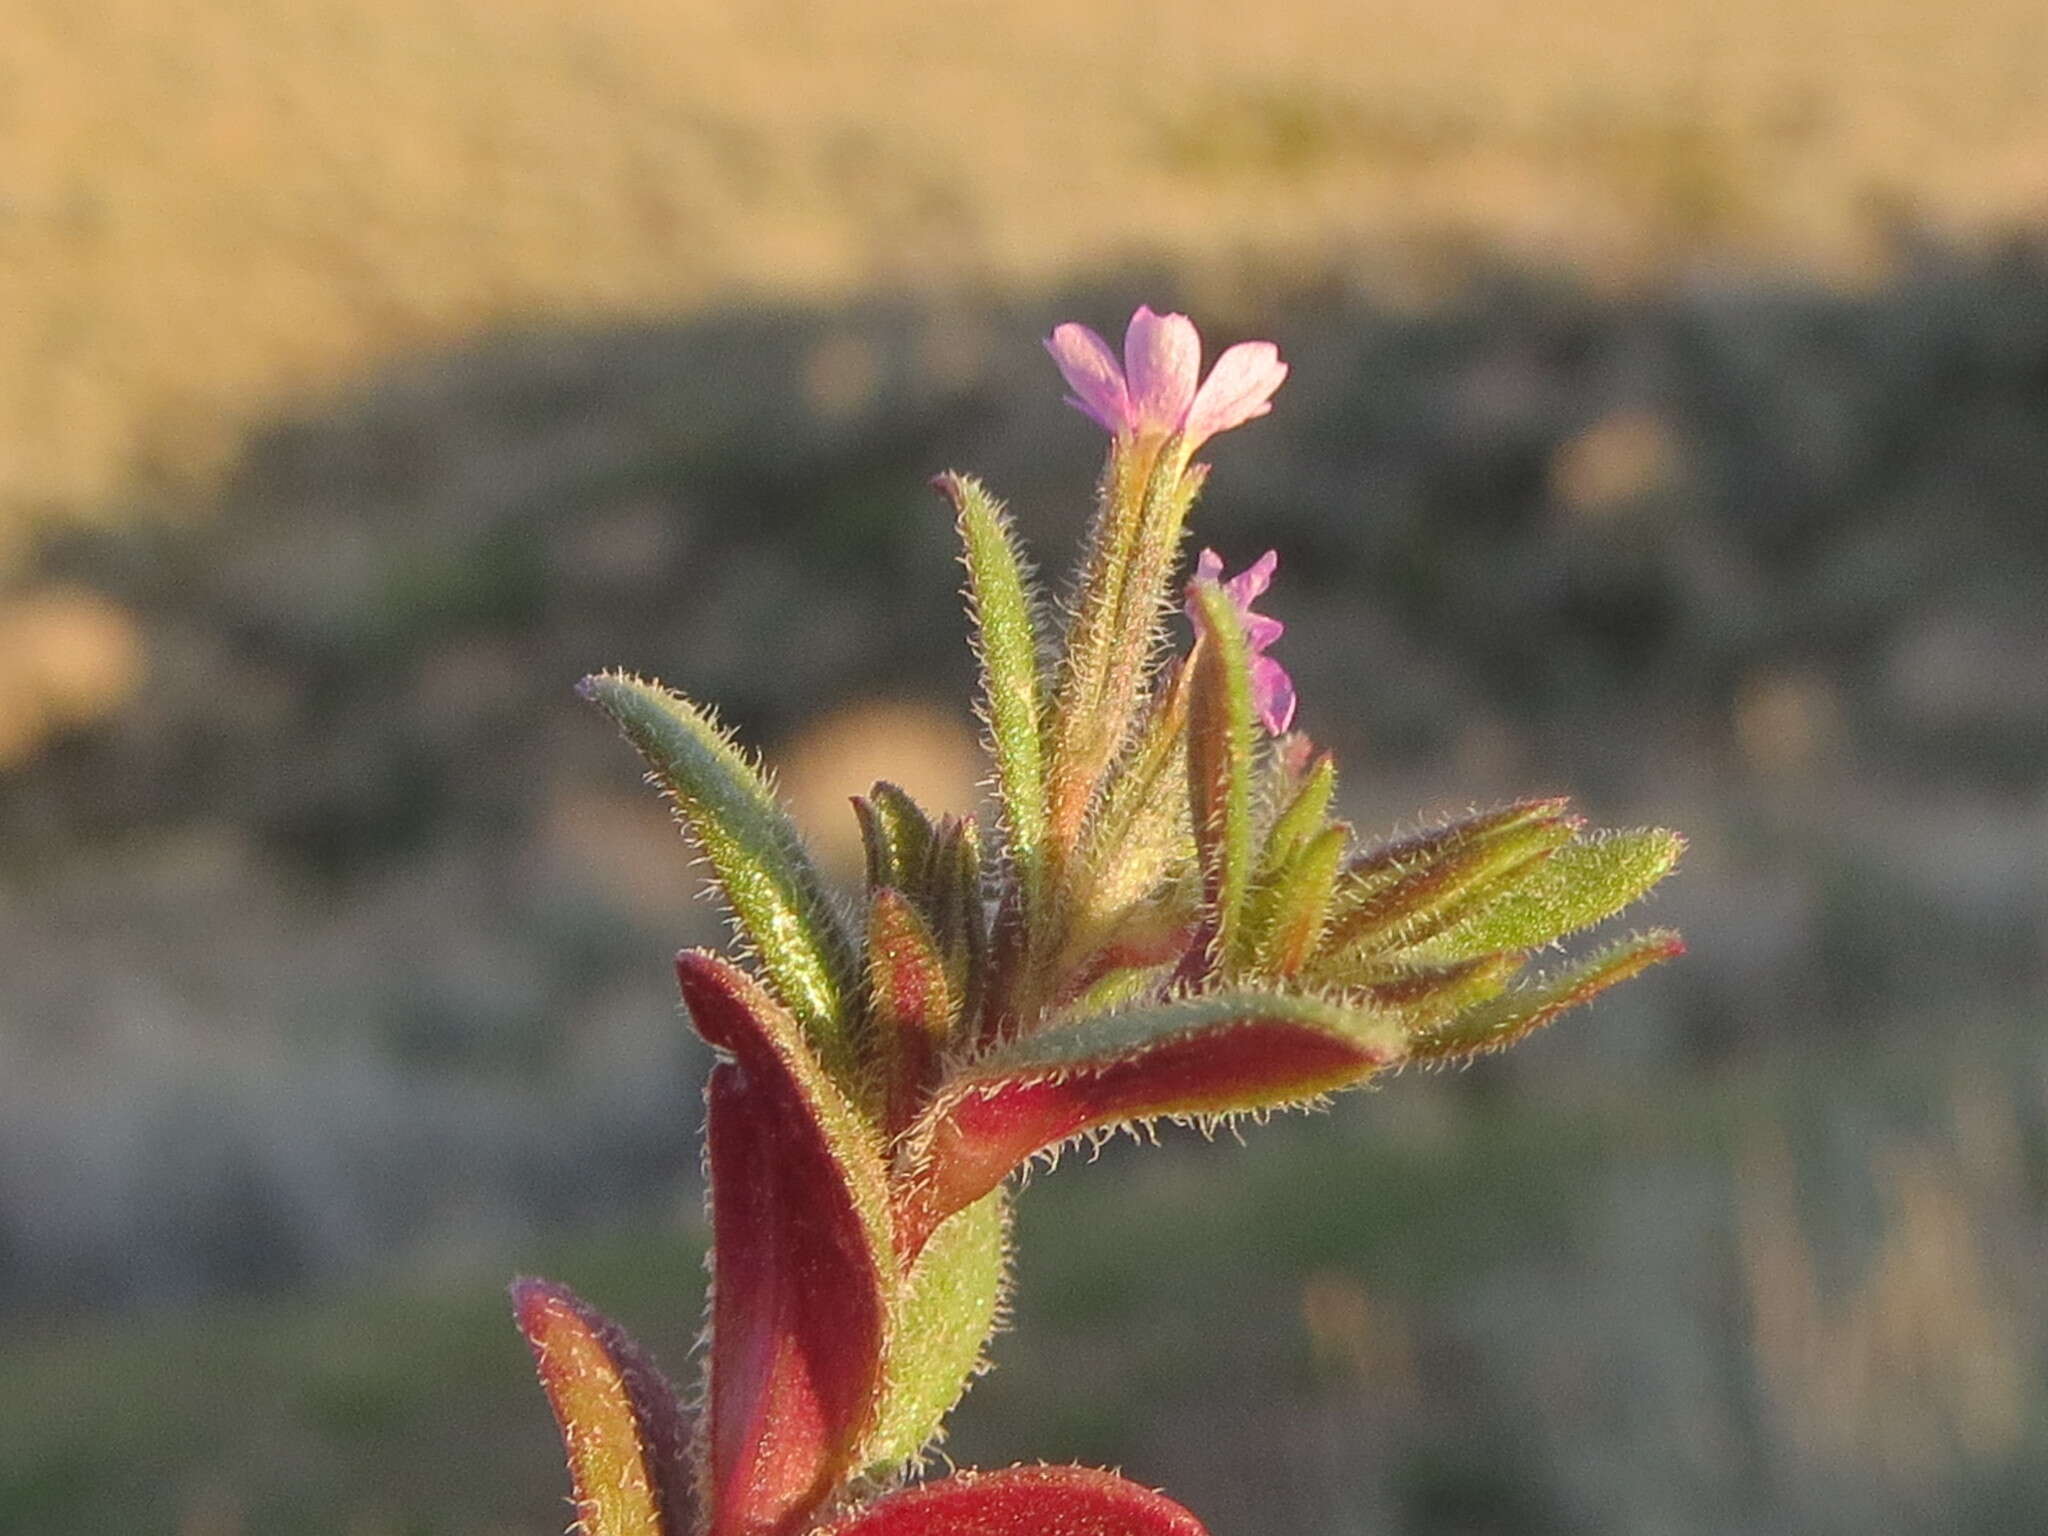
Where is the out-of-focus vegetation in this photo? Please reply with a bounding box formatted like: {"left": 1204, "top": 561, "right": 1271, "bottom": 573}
{"left": 4, "top": 2, "right": 2047, "bottom": 1533}
{"left": 6, "top": 0, "right": 2048, "bottom": 527}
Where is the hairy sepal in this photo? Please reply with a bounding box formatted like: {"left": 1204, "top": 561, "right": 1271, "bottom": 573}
{"left": 855, "top": 783, "right": 937, "bottom": 898}
{"left": 679, "top": 952, "right": 894, "bottom": 1536}
{"left": 1408, "top": 929, "right": 1686, "bottom": 1063}
{"left": 867, "top": 888, "right": 956, "bottom": 1134}
{"left": 1408, "top": 828, "right": 1686, "bottom": 960}
{"left": 1257, "top": 751, "right": 1336, "bottom": 883}
{"left": 858, "top": 1189, "right": 1010, "bottom": 1477}
{"left": 513, "top": 1278, "right": 692, "bottom": 1536}
{"left": 903, "top": 989, "right": 1406, "bottom": 1240}
{"left": 1248, "top": 821, "right": 1349, "bottom": 977}
{"left": 941, "top": 473, "right": 1050, "bottom": 923}
{"left": 1186, "top": 582, "right": 1258, "bottom": 971}
{"left": 820, "top": 1465, "right": 1209, "bottom": 1536}
{"left": 583, "top": 673, "right": 859, "bottom": 1079}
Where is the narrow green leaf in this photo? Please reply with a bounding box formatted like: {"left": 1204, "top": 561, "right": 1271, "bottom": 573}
{"left": 855, "top": 782, "right": 937, "bottom": 897}
{"left": 1187, "top": 582, "right": 1260, "bottom": 970}
{"left": 1409, "top": 828, "right": 1686, "bottom": 960}
{"left": 940, "top": 474, "right": 1050, "bottom": 916}
{"left": 1407, "top": 929, "right": 1685, "bottom": 1063}
{"left": 582, "top": 673, "right": 859, "bottom": 1078}
{"left": 859, "top": 1189, "right": 1009, "bottom": 1476}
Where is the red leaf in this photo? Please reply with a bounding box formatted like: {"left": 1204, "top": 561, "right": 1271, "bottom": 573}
{"left": 820, "top": 1466, "right": 1209, "bottom": 1536}
{"left": 680, "top": 953, "right": 895, "bottom": 1536}
{"left": 512, "top": 1278, "right": 692, "bottom": 1536}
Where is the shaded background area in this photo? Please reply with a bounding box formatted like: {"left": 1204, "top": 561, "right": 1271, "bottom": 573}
{"left": 2, "top": 3, "right": 2045, "bottom": 1533}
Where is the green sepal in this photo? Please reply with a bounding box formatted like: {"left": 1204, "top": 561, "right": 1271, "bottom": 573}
{"left": 1186, "top": 582, "right": 1258, "bottom": 970}
{"left": 582, "top": 672, "right": 861, "bottom": 1079}
{"left": 940, "top": 474, "right": 1050, "bottom": 919}
{"left": 1064, "top": 665, "right": 1192, "bottom": 968}
{"left": 855, "top": 782, "right": 938, "bottom": 899}
{"left": 1409, "top": 828, "right": 1687, "bottom": 960}
{"left": 922, "top": 815, "right": 987, "bottom": 1027}
{"left": 858, "top": 1189, "right": 1010, "bottom": 1477}
{"left": 1257, "top": 751, "right": 1336, "bottom": 885}
{"left": 1408, "top": 929, "right": 1686, "bottom": 1062}
{"left": 1250, "top": 821, "right": 1349, "bottom": 976}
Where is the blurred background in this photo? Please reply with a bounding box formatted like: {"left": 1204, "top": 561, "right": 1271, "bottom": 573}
{"left": 3, "top": 1, "right": 2046, "bottom": 1531}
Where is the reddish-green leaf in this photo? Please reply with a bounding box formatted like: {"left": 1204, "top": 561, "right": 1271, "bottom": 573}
{"left": 1320, "top": 803, "right": 1574, "bottom": 960}
{"left": 513, "top": 1278, "right": 692, "bottom": 1536}
{"left": 901, "top": 989, "right": 1405, "bottom": 1244}
{"left": 679, "top": 953, "right": 895, "bottom": 1536}
{"left": 1408, "top": 929, "right": 1686, "bottom": 1062}
{"left": 820, "top": 1465, "right": 1208, "bottom": 1536}
{"left": 867, "top": 888, "right": 956, "bottom": 1134}
{"left": 1408, "top": 828, "right": 1686, "bottom": 960}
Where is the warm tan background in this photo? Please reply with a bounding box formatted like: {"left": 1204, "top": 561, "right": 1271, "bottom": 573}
{"left": 3, "top": 4, "right": 2046, "bottom": 1534}
{"left": 8, "top": 0, "right": 2048, "bottom": 524}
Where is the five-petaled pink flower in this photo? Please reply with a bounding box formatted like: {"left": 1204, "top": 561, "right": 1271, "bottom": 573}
{"left": 1046, "top": 306, "right": 1287, "bottom": 450}
{"left": 1188, "top": 548, "right": 1296, "bottom": 735}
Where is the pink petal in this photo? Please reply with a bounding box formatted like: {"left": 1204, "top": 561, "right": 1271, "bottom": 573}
{"left": 1192, "top": 547, "right": 1225, "bottom": 587}
{"left": 1222, "top": 548, "right": 1278, "bottom": 606}
{"left": 1044, "top": 323, "right": 1131, "bottom": 434}
{"left": 1122, "top": 307, "right": 1201, "bottom": 436}
{"left": 1184, "top": 340, "right": 1287, "bottom": 447}
{"left": 1249, "top": 654, "right": 1297, "bottom": 734}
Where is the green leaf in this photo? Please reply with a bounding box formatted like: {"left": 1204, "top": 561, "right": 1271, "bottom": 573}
{"left": 1409, "top": 828, "right": 1686, "bottom": 960}
{"left": 1186, "top": 582, "right": 1258, "bottom": 970}
{"left": 941, "top": 474, "right": 1050, "bottom": 917}
{"left": 855, "top": 782, "right": 937, "bottom": 898}
{"left": 1407, "top": 929, "right": 1685, "bottom": 1063}
{"left": 859, "top": 1189, "right": 1010, "bottom": 1476}
{"left": 582, "top": 673, "right": 860, "bottom": 1079}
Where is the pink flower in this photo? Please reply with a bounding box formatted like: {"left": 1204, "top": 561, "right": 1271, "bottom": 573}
{"left": 1045, "top": 306, "right": 1287, "bottom": 450}
{"left": 1187, "top": 548, "right": 1296, "bottom": 734}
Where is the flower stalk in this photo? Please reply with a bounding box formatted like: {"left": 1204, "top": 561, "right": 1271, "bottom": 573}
{"left": 516, "top": 306, "right": 1685, "bottom": 1536}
